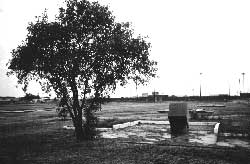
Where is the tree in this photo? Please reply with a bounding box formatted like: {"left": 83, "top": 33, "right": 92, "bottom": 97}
{"left": 7, "top": 0, "right": 157, "bottom": 140}
{"left": 21, "top": 93, "right": 40, "bottom": 101}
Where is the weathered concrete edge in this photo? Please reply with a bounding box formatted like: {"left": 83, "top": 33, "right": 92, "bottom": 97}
{"left": 63, "top": 120, "right": 220, "bottom": 134}
{"left": 112, "top": 120, "right": 220, "bottom": 134}
{"left": 63, "top": 125, "right": 112, "bottom": 131}
{"left": 214, "top": 123, "right": 220, "bottom": 134}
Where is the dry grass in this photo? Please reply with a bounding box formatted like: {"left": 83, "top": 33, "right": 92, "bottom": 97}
{"left": 1, "top": 129, "right": 250, "bottom": 164}
{"left": 0, "top": 101, "right": 250, "bottom": 163}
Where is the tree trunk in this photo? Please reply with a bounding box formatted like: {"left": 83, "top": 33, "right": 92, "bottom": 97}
{"left": 74, "top": 118, "right": 84, "bottom": 141}
{"left": 69, "top": 79, "right": 85, "bottom": 141}
{"left": 83, "top": 102, "right": 98, "bottom": 140}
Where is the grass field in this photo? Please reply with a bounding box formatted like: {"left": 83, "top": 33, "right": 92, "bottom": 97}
{"left": 0, "top": 101, "right": 250, "bottom": 163}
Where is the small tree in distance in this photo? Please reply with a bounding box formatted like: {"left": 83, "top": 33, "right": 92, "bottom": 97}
{"left": 22, "top": 93, "right": 40, "bottom": 101}
{"left": 7, "top": 0, "right": 157, "bottom": 140}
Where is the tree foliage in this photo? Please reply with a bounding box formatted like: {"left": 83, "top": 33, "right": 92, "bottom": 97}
{"left": 7, "top": 0, "right": 157, "bottom": 140}
{"left": 21, "top": 93, "right": 40, "bottom": 101}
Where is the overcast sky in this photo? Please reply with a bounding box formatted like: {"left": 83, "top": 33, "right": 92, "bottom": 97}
{"left": 0, "top": 0, "right": 250, "bottom": 98}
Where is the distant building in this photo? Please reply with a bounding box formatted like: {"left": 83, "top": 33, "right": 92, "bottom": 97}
{"left": 240, "top": 93, "right": 250, "bottom": 98}
{"left": 142, "top": 93, "right": 148, "bottom": 97}
{"left": 0, "top": 99, "right": 11, "bottom": 104}
{"left": 12, "top": 97, "right": 20, "bottom": 102}
{"left": 32, "top": 99, "right": 40, "bottom": 103}
{"left": 0, "top": 97, "right": 15, "bottom": 104}
{"left": 152, "top": 91, "right": 159, "bottom": 96}
{"left": 147, "top": 94, "right": 168, "bottom": 102}
{"left": 30, "top": 97, "right": 51, "bottom": 103}
{"left": 40, "top": 97, "right": 51, "bottom": 103}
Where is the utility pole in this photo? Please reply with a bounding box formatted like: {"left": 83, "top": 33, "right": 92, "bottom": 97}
{"left": 153, "top": 88, "right": 156, "bottom": 103}
{"left": 239, "top": 78, "right": 241, "bottom": 95}
{"left": 200, "top": 73, "right": 202, "bottom": 99}
{"left": 242, "top": 73, "right": 245, "bottom": 93}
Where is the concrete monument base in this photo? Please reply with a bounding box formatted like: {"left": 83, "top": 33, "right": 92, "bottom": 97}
{"left": 168, "top": 116, "right": 189, "bottom": 135}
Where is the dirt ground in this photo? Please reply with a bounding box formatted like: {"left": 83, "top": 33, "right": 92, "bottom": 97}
{"left": 0, "top": 101, "right": 250, "bottom": 164}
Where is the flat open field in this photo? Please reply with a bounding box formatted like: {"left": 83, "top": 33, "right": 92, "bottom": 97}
{"left": 0, "top": 101, "right": 250, "bottom": 163}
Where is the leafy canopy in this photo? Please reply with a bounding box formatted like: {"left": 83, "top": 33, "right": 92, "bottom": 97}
{"left": 8, "top": 0, "right": 157, "bottom": 101}
{"left": 8, "top": 0, "right": 157, "bottom": 140}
